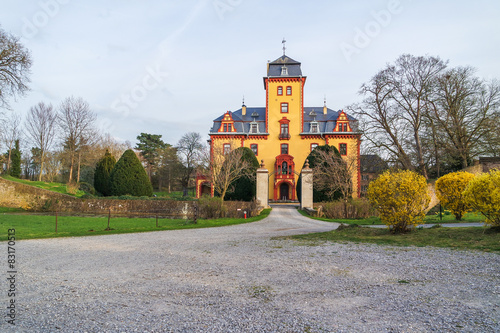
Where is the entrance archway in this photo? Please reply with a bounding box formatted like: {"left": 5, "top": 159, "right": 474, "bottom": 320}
{"left": 279, "top": 182, "right": 289, "bottom": 200}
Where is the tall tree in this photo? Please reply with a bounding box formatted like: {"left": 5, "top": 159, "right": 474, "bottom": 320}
{"left": 297, "top": 145, "right": 350, "bottom": 203}
{"left": 135, "top": 133, "right": 167, "bottom": 183}
{"left": 428, "top": 66, "right": 500, "bottom": 169}
{"left": 210, "top": 144, "right": 253, "bottom": 207}
{"left": 1, "top": 112, "right": 21, "bottom": 172}
{"left": 177, "top": 132, "right": 204, "bottom": 196}
{"left": 24, "top": 102, "right": 57, "bottom": 181}
{"left": 0, "top": 27, "right": 32, "bottom": 109}
{"left": 157, "top": 146, "right": 181, "bottom": 193}
{"left": 350, "top": 54, "right": 447, "bottom": 178}
{"left": 94, "top": 149, "right": 116, "bottom": 196}
{"left": 223, "top": 147, "right": 259, "bottom": 201}
{"left": 58, "top": 96, "right": 97, "bottom": 183}
{"left": 9, "top": 139, "right": 21, "bottom": 178}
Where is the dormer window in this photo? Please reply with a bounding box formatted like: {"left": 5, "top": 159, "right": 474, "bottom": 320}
{"left": 250, "top": 123, "right": 258, "bottom": 133}
{"left": 281, "top": 65, "right": 288, "bottom": 75}
{"left": 310, "top": 122, "right": 319, "bottom": 133}
{"left": 227, "top": 124, "right": 232, "bottom": 132}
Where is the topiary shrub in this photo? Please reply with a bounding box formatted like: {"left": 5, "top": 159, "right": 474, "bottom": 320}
{"left": 224, "top": 147, "right": 260, "bottom": 201}
{"left": 94, "top": 149, "right": 116, "bottom": 196}
{"left": 463, "top": 169, "right": 500, "bottom": 227}
{"left": 109, "top": 149, "right": 153, "bottom": 197}
{"left": 368, "top": 169, "right": 430, "bottom": 233}
{"left": 435, "top": 171, "right": 475, "bottom": 220}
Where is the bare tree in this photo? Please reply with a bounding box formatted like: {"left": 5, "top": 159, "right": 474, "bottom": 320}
{"left": 312, "top": 149, "right": 357, "bottom": 218}
{"left": 24, "top": 102, "right": 57, "bottom": 181}
{"left": 209, "top": 143, "right": 253, "bottom": 207}
{"left": 177, "top": 132, "right": 204, "bottom": 196}
{"left": 58, "top": 96, "right": 97, "bottom": 183}
{"left": 350, "top": 54, "right": 447, "bottom": 178}
{"left": 44, "top": 150, "right": 63, "bottom": 182}
{"left": 1, "top": 112, "right": 21, "bottom": 172}
{"left": 0, "top": 27, "right": 32, "bottom": 109}
{"left": 427, "top": 67, "right": 500, "bottom": 168}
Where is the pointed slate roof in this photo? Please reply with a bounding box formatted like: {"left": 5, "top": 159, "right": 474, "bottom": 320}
{"left": 267, "top": 55, "right": 303, "bottom": 77}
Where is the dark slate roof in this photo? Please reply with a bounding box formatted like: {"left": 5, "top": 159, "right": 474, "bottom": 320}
{"left": 210, "top": 107, "right": 267, "bottom": 134}
{"left": 360, "top": 155, "right": 388, "bottom": 173}
{"left": 210, "top": 106, "right": 360, "bottom": 135}
{"left": 267, "top": 55, "right": 303, "bottom": 77}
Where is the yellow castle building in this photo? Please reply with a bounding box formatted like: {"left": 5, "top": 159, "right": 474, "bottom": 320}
{"left": 198, "top": 49, "right": 361, "bottom": 201}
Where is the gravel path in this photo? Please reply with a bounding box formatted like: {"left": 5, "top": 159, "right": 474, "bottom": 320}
{"left": 4, "top": 205, "right": 500, "bottom": 332}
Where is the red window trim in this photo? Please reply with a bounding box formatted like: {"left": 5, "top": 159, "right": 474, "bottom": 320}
{"left": 281, "top": 102, "right": 288, "bottom": 113}
{"left": 277, "top": 86, "right": 283, "bottom": 96}
{"left": 310, "top": 143, "right": 319, "bottom": 151}
{"left": 339, "top": 143, "right": 347, "bottom": 156}
{"left": 250, "top": 143, "right": 258, "bottom": 156}
{"left": 286, "top": 86, "right": 292, "bottom": 95}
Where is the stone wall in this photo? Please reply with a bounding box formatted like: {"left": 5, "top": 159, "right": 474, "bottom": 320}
{"left": 0, "top": 177, "right": 194, "bottom": 217}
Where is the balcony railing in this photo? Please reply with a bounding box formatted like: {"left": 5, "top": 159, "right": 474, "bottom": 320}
{"left": 279, "top": 133, "right": 290, "bottom": 140}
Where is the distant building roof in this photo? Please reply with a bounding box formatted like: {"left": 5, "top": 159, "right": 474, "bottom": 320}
{"left": 360, "top": 155, "right": 388, "bottom": 173}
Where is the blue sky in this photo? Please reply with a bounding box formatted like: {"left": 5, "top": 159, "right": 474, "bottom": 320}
{"left": 1, "top": 0, "right": 499, "bottom": 147}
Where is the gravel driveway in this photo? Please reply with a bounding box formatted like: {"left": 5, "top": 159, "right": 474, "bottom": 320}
{"left": 5, "top": 205, "right": 500, "bottom": 332}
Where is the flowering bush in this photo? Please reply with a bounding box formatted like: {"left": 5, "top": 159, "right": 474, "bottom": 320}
{"left": 368, "top": 170, "right": 430, "bottom": 233}
{"left": 435, "top": 171, "right": 475, "bottom": 220}
{"left": 463, "top": 170, "right": 500, "bottom": 227}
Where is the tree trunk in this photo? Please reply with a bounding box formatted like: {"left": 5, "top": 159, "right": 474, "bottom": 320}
{"left": 68, "top": 153, "right": 74, "bottom": 183}
{"left": 6, "top": 149, "right": 12, "bottom": 172}
{"left": 39, "top": 152, "right": 44, "bottom": 181}
{"left": 77, "top": 151, "right": 81, "bottom": 183}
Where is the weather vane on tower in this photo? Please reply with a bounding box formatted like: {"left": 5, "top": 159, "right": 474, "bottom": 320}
{"left": 282, "top": 38, "right": 286, "bottom": 56}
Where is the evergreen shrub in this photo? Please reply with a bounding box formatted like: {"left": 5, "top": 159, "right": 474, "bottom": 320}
{"left": 109, "top": 149, "right": 153, "bottom": 197}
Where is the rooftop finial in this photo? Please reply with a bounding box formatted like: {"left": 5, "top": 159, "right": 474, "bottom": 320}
{"left": 282, "top": 38, "right": 286, "bottom": 56}
{"left": 324, "top": 95, "right": 327, "bottom": 107}
{"left": 242, "top": 95, "right": 245, "bottom": 106}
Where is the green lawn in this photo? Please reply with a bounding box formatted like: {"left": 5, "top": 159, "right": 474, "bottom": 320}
{"left": 0, "top": 209, "right": 271, "bottom": 241}
{"left": 280, "top": 225, "right": 500, "bottom": 252}
{"left": 2, "top": 175, "right": 86, "bottom": 197}
{"left": 298, "top": 209, "right": 485, "bottom": 225}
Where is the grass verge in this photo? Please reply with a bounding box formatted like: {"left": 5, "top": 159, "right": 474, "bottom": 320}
{"left": 297, "top": 208, "right": 485, "bottom": 225}
{"left": 0, "top": 209, "right": 271, "bottom": 241}
{"left": 278, "top": 225, "right": 500, "bottom": 252}
{"left": 2, "top": 175, "right": 86, "bottom": 197}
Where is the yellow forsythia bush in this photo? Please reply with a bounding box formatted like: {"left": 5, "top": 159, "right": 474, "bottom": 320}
{"left": 368, "top": 169, "right": 430, "bottom": 233}
{"left": 435, "top": 171, "right": 475, "bottom": 220}
{"left": 462, "top": 170, "right": 500, "bottom": 227}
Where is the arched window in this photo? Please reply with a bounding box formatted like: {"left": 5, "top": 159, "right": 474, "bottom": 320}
{"left": 277, "top": 86, "right": 283, "bottom": 95}
{"left": 286, "top": 86, "right": 292, "bottom": 95}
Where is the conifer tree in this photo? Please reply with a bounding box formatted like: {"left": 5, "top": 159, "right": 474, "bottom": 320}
{"left": 109, "top": 149, "right": 153, "bottom": 197}
{"left": 9, "top": 140, "right": 21, "bottom": 178}
{"left": 94, "top": 149, "right": 116, "bottom": 196}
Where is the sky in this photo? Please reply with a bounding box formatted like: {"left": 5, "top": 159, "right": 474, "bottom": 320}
{"left": 1, "top": 0, "right": 500, "bottom": 148}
